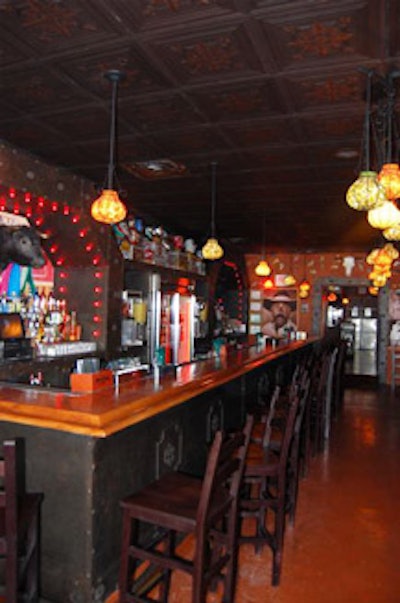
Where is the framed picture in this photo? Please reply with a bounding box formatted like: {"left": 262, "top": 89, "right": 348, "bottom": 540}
{"left": 260, "top": 288, "right": 298, "bottom": 339}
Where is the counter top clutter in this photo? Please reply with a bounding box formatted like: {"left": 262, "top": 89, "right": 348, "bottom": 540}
{"left": 0, "top": 339, "right": 315, "bottom": 437}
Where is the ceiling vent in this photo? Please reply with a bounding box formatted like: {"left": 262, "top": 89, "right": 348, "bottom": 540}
{"left": 122, "top": 159, "right": 188, "bottom": 180}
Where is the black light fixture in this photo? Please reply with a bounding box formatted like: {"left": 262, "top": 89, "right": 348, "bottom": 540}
{"left": 346, "top": 69, "right": 386, "bottom": 212}
{"left": 254, "top": 209, "right": 271, "bottom": 276}
{"left": 91, "top": 69, "right": 127, "bottom": 224}
{"left": 201, "top": 161, "right": 224, "bottom": 260}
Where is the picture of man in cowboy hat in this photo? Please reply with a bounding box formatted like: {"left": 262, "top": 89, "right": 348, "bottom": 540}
{"left": 261, "top": 289, "right": 297, "bottom": 340}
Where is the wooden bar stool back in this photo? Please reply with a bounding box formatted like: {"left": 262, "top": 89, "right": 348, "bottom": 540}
{"left": 119, "top": 415, "right": 253, "bottom": 603}
{"left": 0, "top": 438, "right": 44, "bottom": 603}
{"left": 239, "top": 394, "right": 299, "bottom": 586}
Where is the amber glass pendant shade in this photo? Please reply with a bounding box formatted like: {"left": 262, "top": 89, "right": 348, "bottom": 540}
{"left": 202, "top": 162, "right": 224, "bottom": 261}
{"left": 91, "top": 189, "right": 127, "bottom": 224}
{"left": 201, "top": 237, "right": 224, "bottom": 260}
{"left": 372, "top": 274, "right": 388, "bottom": 287}
{"left": 91, "top": 70, "right": 127, "bottom": 225}
{"left": 367, "top": 201, "right": 400, "bottom": 229}
{"left": 377, "top": 163, "right": 400, "bottom": 200}
{"left": 346, "top": 171, "right": 387, "bottom": 211}
{"left": 255, "top": 259, "right": 271, "bottom": 277}
{"left": 283, "top": 274, "right": 296, "bottom": 286}
{"left": 383, "top": 223, "right": 400, "bottom": 240}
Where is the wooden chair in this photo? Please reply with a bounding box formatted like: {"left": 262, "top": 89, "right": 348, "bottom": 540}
{"left": 118, "top": 415, "right": 253, "bottom": 603}
{"left": 285, "top": 376, "right": 310, "bottom": 526}
{"left": 239, "top": 395, "right": 299, "bottom": 586}
{"left": 247, "top": 385, "right": 280, "bottom": 450}
{"left": 308, "top": 345, "right": 336, "bottom": 456}
{"left": 332, "top": 339, "right": 347, "bottom": 416}
{"left": 0, "top": 438, "right": 44, "bottom": 603}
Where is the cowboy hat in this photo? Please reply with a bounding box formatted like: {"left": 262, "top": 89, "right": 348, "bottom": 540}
{"left": 263, "top": 290, "right": 296, "bottom": 310}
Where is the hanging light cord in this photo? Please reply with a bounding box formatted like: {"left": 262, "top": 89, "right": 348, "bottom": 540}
{"left": 261, "top": 208, "right": 266, "bottom": 258}
{"left": 364, "top": 70, "right": 373, "bottom": 171}
{"left": 210, "top": 161, "right": 217, "bottom": 237}
{"left": 106, "top": 72, "right": 121, "bottom": 190}
{"left": 386, "top": 74, "right": 395, "bottom": 163}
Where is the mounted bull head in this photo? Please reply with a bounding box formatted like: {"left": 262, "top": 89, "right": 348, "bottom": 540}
{"left": 0, "top": 225, "right": 46, "bottom": 273}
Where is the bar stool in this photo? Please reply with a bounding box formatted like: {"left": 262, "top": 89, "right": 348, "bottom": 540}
{"left": 309, "top": 344, "right": 338, "bottom": 455}
{"left": 239, "top": 394, "right": 299, "bottom": 586}
{"left": 118, "top": 415, "right": 253, "bottom": 603}
{"left": 0, "top": 438, "right": 44, "bottom": 603}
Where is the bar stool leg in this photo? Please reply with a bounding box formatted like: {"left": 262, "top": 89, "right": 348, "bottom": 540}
{"left": 118, "top": 511, "right": 138, "bottom": 601}
{"left": 160, "top": 529, "right": 175, "bottom": 603}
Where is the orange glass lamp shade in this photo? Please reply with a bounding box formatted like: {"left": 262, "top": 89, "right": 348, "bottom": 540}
{"left": 377, "top": 163, "right": 400, "bottom": 200}
{"left": 383, "top": 223, "right": 400, "bottom": 241}
{"left": 263, "top": 277, "right": 274, "bottom": 289}
{"left": 369, "top": 268, "right": 391, "bottom": 281}
{"left": 255, "top": 259, "right": 271, "bottom": 277}
{"left": 346, "top": 171, "right": 387, "bottom": 211}
{"left": 367, "top": 201, "right": 400, "bottom": 230}
{"left": 299, "top": 278, "right": 311, "bottom": 299}
{"left": 283, "top": 273, "right": 296, "bottom": 286}
{"left": 201, "top": 237, "right": 224, "bottom": 260}
{"left": 372, "top": 274, "right": 388, "bottom": 288}
{"left": 91, "top": 189, "right": 127, "bottom": 224}
{"left": 299, "top": 278, "right": 311, "bottom": 292}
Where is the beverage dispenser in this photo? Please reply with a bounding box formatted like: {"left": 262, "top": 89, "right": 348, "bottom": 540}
{"left": 149, "top": 274, "right": 195, "bottom": 366}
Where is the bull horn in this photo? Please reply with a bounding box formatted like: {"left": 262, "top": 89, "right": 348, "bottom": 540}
{"left": 37, "top": 231, "right": 50, "bottom": 239}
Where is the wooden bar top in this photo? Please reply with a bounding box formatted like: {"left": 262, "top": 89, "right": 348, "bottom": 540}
{"left": 0, "top": 339, "right": 316, "bottom": 437}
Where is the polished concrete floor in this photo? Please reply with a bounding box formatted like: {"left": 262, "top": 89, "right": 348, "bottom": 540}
{"left": 109, "top": 381, "right": 400, "bottom": 603}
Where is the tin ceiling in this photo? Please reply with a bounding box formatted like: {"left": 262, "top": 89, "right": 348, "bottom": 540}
{"left": 1, "top": 0, "right": 400, "bottom": 253}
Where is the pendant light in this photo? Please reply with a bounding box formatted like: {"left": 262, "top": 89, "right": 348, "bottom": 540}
{"left": 346, "top": 70, "right": 386, "bottom": 211}
{"left": 367, "top": 200, "right": 400, "bottom": 229}
{"left": 202, "top": 162, "right": 224, "bottom": 261}
{"left": 254, "top": 209, "right": 271, "bottom": 276}
{"left": 377, "top": 73, "right": 400, "bottom": 200}
{"left": 383, "top": 223, "right": 400, "bottom": 240}
{"left": 283, "top": 254, "right": 296, "bottom": 286}
{"left": 298, "top": 255, "right": 311, "bottom": 299}
{"left": 91, "top": 70, "right": 127, "bottom": 224}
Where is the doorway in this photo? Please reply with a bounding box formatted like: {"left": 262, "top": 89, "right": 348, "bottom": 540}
{"left": 312, "top": 278, "right": 389, "bottom": 382}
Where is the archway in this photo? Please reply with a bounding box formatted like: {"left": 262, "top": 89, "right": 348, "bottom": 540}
{"left": 312, "top": 276, "right": 389, "bottom": 383}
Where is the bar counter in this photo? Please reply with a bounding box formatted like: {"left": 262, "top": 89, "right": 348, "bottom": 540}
{"left": 0, "top": 337, "right": 318, "bottom": 602}
{"left": 0, "top": 338, "right": 316, "bottom": 437}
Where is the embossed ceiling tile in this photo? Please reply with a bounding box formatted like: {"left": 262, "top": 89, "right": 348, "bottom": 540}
{"left": 0, "top": 118, "right": 66, "bottom": 150}
{"left": 387, "top": 0, "right": 400, "bottom": 58}
{"left": 111, "top": 0, "right": 238, "bottom": 31}
{"left": 61, "top": 45, "right": 170, "bottom": 99}
{"left": 0, "top": 99, "right": 21, "bottom": 120}
{"left": 222, "top": 117, "right": 293, "bottom": 147}
{"left": 305, "top": 144, "right": 354, "bottom": 167}
{"left": 258, "top": 1, "right": 380, "bottom": 71}
{"left": 0, "top": 68, "right": 88, "bottom": 112}
{"left": 0, "top": 28, "right": 31, "bottom": 66}
{"left": 281, "top": 71, "right": 360, "bottom": 112}
{"left": 118, "top": 136, "right": 161, "bottom": 165}
{"left": 148, "top": 21, "right": 264, "bottom": 85}
{"left": 120, "top": 95, "right": 205, "bottom": 133}
{"left": 0, "top": 0, "right": 120, "bottom": 52}
{"left": 300, "top": 113, "right": 362, "bottom": 141}
{"left": 245, "top": 146, "right": 311, "bottom": 171}
{"left": 193, "top": 79, "right": 285, "bottom": 122}
{"left": 150, "top": 126, "right": 230, "bottom": 156}
{"left": 38, "top": 106, "right": 110, "bottom": 144}
{"left": 30, "top": 145, "right": 89, "bottom": 170}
